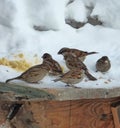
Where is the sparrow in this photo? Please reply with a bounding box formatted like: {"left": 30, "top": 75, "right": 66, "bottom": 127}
{"left": 58, "top": 47, "right": 98, "bottom": 61}
{"left": 96, "top": 56, "right": 111, "bottom": 72}
{"left": 42, "top": 53, "right": 63, "bottom": 76}
{"left": 53, "top": 69, "right": 85, "bottom": 87}
{"left": 59, "top": 53, "right": 97, "bottom": 81}
{"left": 5, "top": 56, "right": 51, "bottom": 83}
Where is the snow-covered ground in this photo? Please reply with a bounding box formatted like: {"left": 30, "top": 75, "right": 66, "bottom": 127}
{"left": 0, "top": 0, "right": 120, "bottom": 89}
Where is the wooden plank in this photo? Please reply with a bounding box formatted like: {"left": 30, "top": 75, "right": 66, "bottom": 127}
{"left": 0, "top": 98, "right": 120, "bottom": 128}
{"left": 70, "top": 99, "right": 113, "bottom": 128}
{"left": 0, "top": 82, "right": 55, "bottom": 100}
{"left": 1, "top": 82, "right": 120, "bottom": 127}
{"left": 26, "top": 101, "right": 70, "bottom": 128}
{"left": 111, "top": 101, "right": 120, "bottom": 128}
{"left": 1, "top": 82, "right": 120, "bottom": 100}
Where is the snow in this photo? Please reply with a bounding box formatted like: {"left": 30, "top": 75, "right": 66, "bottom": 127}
{"left": 0, "top": 0, "right": 120, "bottom": 89}
{"left": 65, "top": 0, "right": 88, "bottom": 22}
{"left": 83, "top": 0, "right": 120, "bottom": 29}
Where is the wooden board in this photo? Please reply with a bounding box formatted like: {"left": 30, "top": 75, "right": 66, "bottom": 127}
{"left": 0, "top": 82, "right": 120, "bottom": 128}
{"left": 0, "top": 98, "right": 120, "bottom": 128}
{"left": 111, "top": 101, "right": 120, "bottom": 128}
{"left": 0, "top": 82, "right": 55, "bottom": 101}
{"left": 0, "top": 82, "right": 120, "bottom": 101}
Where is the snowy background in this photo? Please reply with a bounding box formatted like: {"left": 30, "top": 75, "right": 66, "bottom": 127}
{"left": 0, "top": 0, "right": 120, "bottom": 89}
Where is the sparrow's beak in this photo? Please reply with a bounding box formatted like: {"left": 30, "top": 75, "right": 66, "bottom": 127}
{"left": 58, "top": 50, "right": 62, "bottom": 54}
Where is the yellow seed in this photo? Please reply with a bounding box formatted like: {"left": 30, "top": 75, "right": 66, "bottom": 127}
{"left": 0, "top": 53, "right": 42, "bottom": 72}
{"left": 18, "top": 53, "right": 24, "bottom": 58}
{"left": 9, "top": 61, "right": 18, "bottom": 68}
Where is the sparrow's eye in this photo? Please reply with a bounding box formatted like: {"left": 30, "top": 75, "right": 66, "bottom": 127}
{"left": 58, "top": 48, "right": 69, "bottom": 54}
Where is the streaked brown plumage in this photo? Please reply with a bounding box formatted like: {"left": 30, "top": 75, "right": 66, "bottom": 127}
{"left": 5, "top": 56, "right": 51, "bottom": 83}
{"left": 59, "top": 53, "right": 97, "bottom": 81}
{"left": 42, "top": 53, "right": 63, "bottom": 75}
{"left": 58, "top": 47, "right": 98, "bottom": 61}
{"left": 96, "top": 56, "right": 111, "bottom": 72}
{"left": 53, "top": 68, "right": 84, "bottom": 87}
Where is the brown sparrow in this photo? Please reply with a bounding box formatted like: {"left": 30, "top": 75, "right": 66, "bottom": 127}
{"left": 42, "top": 53, "right": 63, "bottom": 75}
{"left": 59, "top": 53, "right": 97, "bottom": 81}
{"left": 58, "top": 47, "right": 98, "bottom": 61}
{"left": 96, "top": 56, "right": 111, "bottom": 72}
{"left": 53, "top": 69, "right": 85, "bottom": 87}
{"left": 5, "top": 56, "right": 51, "bottom": 83}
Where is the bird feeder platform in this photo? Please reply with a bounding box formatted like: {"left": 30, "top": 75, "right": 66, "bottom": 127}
{"left": 0, "top": 82, "right": 120, "bottom": 128}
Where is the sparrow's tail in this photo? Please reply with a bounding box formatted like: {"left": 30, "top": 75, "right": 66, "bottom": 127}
{"left": 5, "top": 76, "right": 21, "bottom": 83}
{"left": 85, "top": 70, "right": 97, "bottom": 81}
{"left": 53, "top": 78, "right": 60, "bottom": 82}
{"left": 87, "top": 52, "right": 98, "bottom": 55}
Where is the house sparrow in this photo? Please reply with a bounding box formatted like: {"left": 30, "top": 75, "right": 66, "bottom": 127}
{"left": 96, "top": 56, "right": 111, "bottom": 72}
{"left": 5, "top": 57, "right": 51, "bottom": 83}
{"left": 58, "top": 47, "right": 98, "bottom": 61}
{"left": 53, "top": 69, "right": 85, "bottom": 87}
{"left": 59, "top": 53, "right": 97, "bottom": 81}
{"left": 42, "top": 53, "right": 63, "bottom": 75}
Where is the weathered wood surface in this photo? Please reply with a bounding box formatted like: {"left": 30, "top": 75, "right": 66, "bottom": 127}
{"left": 0, "top": 82, "right": 55, "bottom": 101}
{"left": 0, "top": 98, "right": 120, "bottom": 128}
{"left": 1, "top": 82, "right": 120, "bottom": 128}
{"left": 111, "top": 101, "right": 120, "bottom": 128}
{"left": 0, "top": 82, "right": 120, "bottom": 100}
